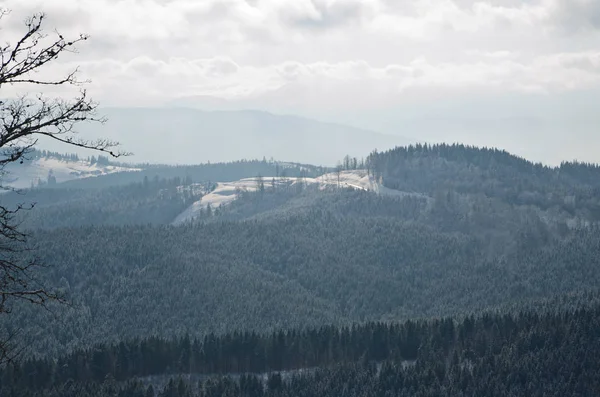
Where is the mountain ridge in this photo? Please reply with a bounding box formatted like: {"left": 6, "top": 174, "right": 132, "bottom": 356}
{"left": 65, "top": 106, "right": 414, "bottom": 166}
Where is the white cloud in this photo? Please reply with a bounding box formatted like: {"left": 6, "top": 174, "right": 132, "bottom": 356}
{"left": 2, "top": 0, "right": 600, "bottom": 160}
{"left": 4, "top": 47, "right": 600, "bottom": 107}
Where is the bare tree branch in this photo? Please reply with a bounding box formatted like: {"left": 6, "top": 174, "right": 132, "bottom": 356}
{"left": 0, "top": 10, "right": 129, "bottom": 364}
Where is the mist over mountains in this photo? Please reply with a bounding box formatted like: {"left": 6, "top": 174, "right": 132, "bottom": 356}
{"left": 163, "top": 91, "right": 600, "bottom": 166}
{"left": 70, "top": 107, "right": 413, "bottom": 166}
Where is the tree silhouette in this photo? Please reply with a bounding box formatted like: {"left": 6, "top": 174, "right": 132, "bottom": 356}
{"left": 0, "top": 10, "right": 127, "bottom": 363}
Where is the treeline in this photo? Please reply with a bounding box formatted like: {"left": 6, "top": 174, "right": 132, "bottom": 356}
{"left": 25, "top": 149, "right": 114, "bottom": 166}
{"left": 3, "top": 319, "right": 427, "bottom": 387}
{"left": 28, "top": 149, "right": 81, "bottom": 163}
{"left": 559, "top": 160, "right": 600, "bottom": 185}
{"left": 4, "top": 303, "right": 600, "bottom": 396}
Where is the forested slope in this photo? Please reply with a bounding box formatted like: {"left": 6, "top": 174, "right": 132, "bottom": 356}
{"left": 4, "top": 301, "right": 600, "bottom": 396}
{"left": 7, "top": 204, "right": 600, "bottom": 357}
{"left": 2, "top": 177, "right": 203, "bottom": 229}
{"left": 366, "top": 144, "right": 600, "bottom": 220}
{"left": 3, "top": 145, "right": 600, "bottom": 368}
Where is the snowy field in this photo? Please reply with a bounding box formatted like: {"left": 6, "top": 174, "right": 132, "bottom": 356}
{"left": 172, "top": 177, "right": 305, "bottom": 225}
{"left": 173, "top": 170, "right": 426, "bottom": 225}
{"left": 2, "top": 157, "right": 141, "bottom": 189}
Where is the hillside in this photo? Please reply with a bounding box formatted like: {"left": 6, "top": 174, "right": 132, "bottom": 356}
{"left": 172, "top": 170, "right": 427, "bottom": 224}
{"left": 8, "top": 194, "right": 600, "bottom": 357}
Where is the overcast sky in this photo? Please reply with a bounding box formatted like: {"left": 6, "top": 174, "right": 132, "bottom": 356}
{"left": 2, "top": 0, "right": 600, "bottom": 164}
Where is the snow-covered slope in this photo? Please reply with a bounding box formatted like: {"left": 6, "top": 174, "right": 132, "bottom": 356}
{"left": 172, "top": 177, "right": 302, "bottom": 225}
{"left": 172, "top": 170, "right": 426, "bottom": 225}
{"left": 2, "top": 157, "right": 141, "bottom": 189}
{"left": 315, "top": 170, "right": 428, "bottom": 198}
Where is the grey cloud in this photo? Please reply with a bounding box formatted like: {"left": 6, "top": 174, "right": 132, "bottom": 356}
{"left": 550, "top": 0, "right": 600, "bottom": 31}
{"left": 277, "top": 62, "right": 306, "bottom": 81}
{"left": 4, "top": 0, "right": 600, "bottom": 128}
{"left": 42, "top": 7, "right": 90, "bottom": 32}
{"left": 181, "top": 1, "right": 242, "bottom": 24}
{"left": 554, "top": 52, "right": 600, "bottom": 74}
{"left": 378, "top": 0, "right": 419, "bottom": 16}
{"left": 451, "top": 0, "right": 536, "bottom": 8}
{"left": 384, "top": 65, "right": 412, "bottom": 78}
{"left": 2, "top": 2, "right": 88, "bottom": 33}
{"left": 239, "top": 24, "right": 280, "bottom": 45}
{"left": 205, "top": 58, "right": 240, "bottom": 76}
{"left": 202, "top": 1, "right": 235, "bottom": 19}
{"left": 284, "top": 0, "right": 372, "bottom": 29}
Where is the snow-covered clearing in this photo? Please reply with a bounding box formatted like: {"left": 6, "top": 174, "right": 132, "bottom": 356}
{"left": 2, "top": 158, "right": 141, "bottom": 189}
{"left": 172, "top": 170, "right": 427, "bottom": 225}
{"left": 172, "top": 177, "right": 301, "bottom": 225}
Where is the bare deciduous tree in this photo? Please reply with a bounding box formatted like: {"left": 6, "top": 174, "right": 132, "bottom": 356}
{"left": 0, "top": 10, "right": 127, "bottom": 363}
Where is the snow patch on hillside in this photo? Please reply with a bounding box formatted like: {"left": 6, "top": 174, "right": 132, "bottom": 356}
{"left": 315, "top": 169, "right": 374, "bottom": 191}
{"left": 2, "top": 158, "right": 141, "bottom": 189}
{"left": 172, "top": 177, "right": 300, "bottom": 225}
{"left": 319, "top": 170, "right": 427, "bottom": 198}
{"left": 173, "top": 170, "right": 426, "bottom": 225}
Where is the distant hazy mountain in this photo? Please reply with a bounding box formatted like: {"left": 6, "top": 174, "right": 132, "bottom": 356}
{"left": 165, "top": 91, "right": 600, "bottom": 166}
{"left": 75, "top": 107, "right": 412, "bottom": 166}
